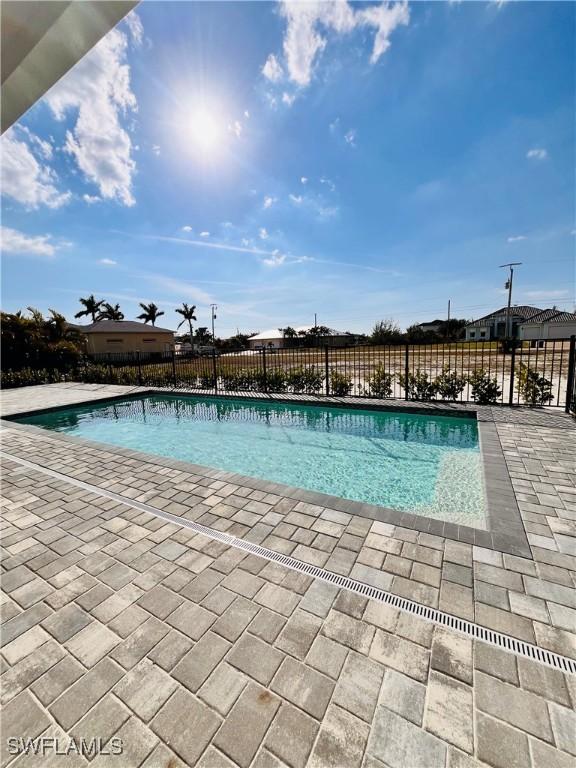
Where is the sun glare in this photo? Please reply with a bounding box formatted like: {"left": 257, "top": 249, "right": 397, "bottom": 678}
{"left": 188, "top": 108, "right": 222, "bottom": 155}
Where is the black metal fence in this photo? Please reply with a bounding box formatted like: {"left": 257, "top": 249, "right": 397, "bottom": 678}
{"left": 81, "top": 337, "right": 576, "bottom": 412}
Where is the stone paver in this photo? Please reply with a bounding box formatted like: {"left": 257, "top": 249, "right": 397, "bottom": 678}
{"left": 0, "top": 385, "right": 575, "bottom": 768}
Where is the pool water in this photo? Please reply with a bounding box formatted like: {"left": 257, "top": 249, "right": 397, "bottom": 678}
{"left": 16, "top": 395, "right": 487, "bottom": 527}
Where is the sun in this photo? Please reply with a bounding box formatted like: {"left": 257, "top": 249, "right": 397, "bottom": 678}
{"left": 187, "top": 108, "right": 222, "bottom": 155}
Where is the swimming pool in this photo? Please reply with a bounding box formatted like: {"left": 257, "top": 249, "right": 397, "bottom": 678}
{"left": 15, "top": 394, "right": 487, "bottom": 528}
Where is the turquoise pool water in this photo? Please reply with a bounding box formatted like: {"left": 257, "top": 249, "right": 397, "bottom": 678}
{"left": 16, "top": 395, "right": 487, "bottom": 527}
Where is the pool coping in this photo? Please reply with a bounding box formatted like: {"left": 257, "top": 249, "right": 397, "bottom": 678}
{"left": 0, "top": 389, "right": 531, "bottom": 557}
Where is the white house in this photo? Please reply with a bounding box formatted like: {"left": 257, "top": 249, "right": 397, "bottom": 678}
{"left": 248, "top": 325, "right": 354, "bottom": 350}
{"left": 519, "top": 310, "right": 576, "bottom": 342}
{"left": 465, "top": 306, "right": 545, "bottom": 341}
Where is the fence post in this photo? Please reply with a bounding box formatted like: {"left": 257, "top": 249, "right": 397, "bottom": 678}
{"left": 212, "top": 349, "right": 218, "bottom": 394}
{"left": 565, "top": 335, "right": 576, "bottom": 414}
{"left": 262, "top": 347, "right": 268, "bottom": 393}
{"left": 404, "top": 344, "right": 409, "bottom": 400}
{"left": 172, "top": 350, "right": 177, "bottom": 387}
{"left": 508, "top": 342, "right": 517, "bottom": 406}
{"left": 136, "top": 350, "right": 142, "bottom": 386}
{"left": 325, "top": 346, "right": 330, "bottom": 396}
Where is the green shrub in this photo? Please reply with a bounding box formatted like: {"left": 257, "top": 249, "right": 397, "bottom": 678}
{"left": 265, "top": 369, "right": 288, "bottom": 392}
{"left": 367, "top": 364, "right": 394, "bottom": 398}
{"left": 198, "top": 373, "right": 216, "bottom": 389}
{"left": 0, "top": 367, "right": 75, "bottom": 388}
{"left": 434, "top": 366, "right": 466, "bottom": 401}
{"left": 220, "top": 368, "right": 242, "bottom": 390}
{"left": 468, "top": 369, "right": 502, "bottom": 404}
{"left": 77, "top": 363, "right": 112, "bottom": 384}
{"left": 398, "top": 370, "right": 438, "bottom": 400}
{"left": 515, "top": 363, "right": 553, "bottom": 406}
{"left": 286, "top": 366, "right": 324, "bottom": 394}
{"left": 329, "top": 370, "right": 353, "bottom": 396}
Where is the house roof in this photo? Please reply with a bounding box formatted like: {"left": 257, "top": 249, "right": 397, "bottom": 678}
{"left": 249, "top": 325, "right": 344, "bottom": 341}
{"left": 522, "top": 310, "right": 576, "bottom": 325}
{"left": 68, "top": 320, "right": 174, "bottom": 335}
{"left": 418, "top": 319, "right": 443, "bottom": 327}
{"left": 467, "top": 306, "right": 544, "bottom": 326}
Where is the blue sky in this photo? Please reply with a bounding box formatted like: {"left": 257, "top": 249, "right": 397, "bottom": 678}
{"left": 1, "top": 0, "right": 574, "bottom": 336}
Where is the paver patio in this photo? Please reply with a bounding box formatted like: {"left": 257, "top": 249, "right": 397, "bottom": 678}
{"left": 1, "top": 383, "right": 574, "bottom": 767}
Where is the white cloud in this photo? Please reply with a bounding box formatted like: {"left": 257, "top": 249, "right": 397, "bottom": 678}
{"left": 263, "top": 195, "right": 277, "bottom": 209}
{"left": 244, "top": 110, "right": 250, "bottom": 119}
{"left": 83, "top": 194, "right": 101, "bottom": 204}
{"left": 200, "top": 231, "right": 210, "bottom": 238}
{"left": 320, "top": 176, "right": 336, "bottom": 191}
{"left": 344, "top": 129, "right": 357, "bottom": 147}
{"left": 357, "top": 1, "right": 410, "bottom": 64}
{"left": 301, "top": 177, "right": 308, "bottom": 185}
{"left": 259, "top": 227, "right": 269, "bottom": 240}
{"left": 229, "top": 120, "right": 242, "bottom": 138}
{"left": 1, "top": 226, "right": 58, "bottom": 257}
{"left": 44, "top": 25, "right": 138, "bottom": 206}
{"left": 262, "top": 252, "right": 287, "bottom": 267}
{"left": 330, "top": 118, "right": 356, "bottom": 148}
{"left": 289, "top": 192, "right": 338, "bottom": 220}
{"left": 181, "top": 225, "right": 193, "bottom": 233}
{"left": 317, "top": 205, "right": 338, "bottom": 219}
{"left": 507, "top": 235, "right": 526, "bottom": 243}
{"left": 282, "top": 92, "right": 296, "bottom": 106}
{"left": 269, "top": 1, "right": 409, "bottom": 88}
{"left": 0, "top": 128, "right": 71, "bottom": 209}
{"left": 526, "top": 148, "right": 548, "bottom": 161}
{"left": 262, "top": 53, "right": 284, "bottom": 82}
{"left": 152, "top": 144, "right": 161, "bottom": 156}
{"left": 124, "top": 10, "right": 144, "bottom": 46}
{"left": 17, "top": 126, "right": 53, "bottom": 159}
{"left": 98, "top": 257, "right": 117, "bottom": 266}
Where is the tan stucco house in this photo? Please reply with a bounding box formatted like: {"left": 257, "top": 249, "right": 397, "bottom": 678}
{"left": 69, "top": 320, "right": 175, "bottom": 357}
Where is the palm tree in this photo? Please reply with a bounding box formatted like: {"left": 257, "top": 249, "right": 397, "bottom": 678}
{"left": 194, "top": 326, "right": 212, "bottom": 345}
{"left": 46, "top": 309, "right": 85, "bottom": 344}
{"left": 137, "top": 302, "right": 164, "bottom": 326}
{"left": 26, "top": 306, "right": 44, "bottom": 326}
{"left": 98, "top": 302, "right": 124, "bottom": 321}
{"left": 75, "top": 295, "right": 104, "bottom": 323}
{"left": 175, "top": 303, "right": 197, "bottom": 345}
{"left": 280, "top": 326, "right": 297, "bottom": 348}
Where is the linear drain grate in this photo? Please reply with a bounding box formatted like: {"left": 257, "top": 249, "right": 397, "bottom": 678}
{"left": 2, "top": 450, "right": 575, "bottom": 676}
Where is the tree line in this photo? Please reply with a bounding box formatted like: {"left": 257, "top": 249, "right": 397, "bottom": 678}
{"left": 369, "top": 318, "right": 468, "bottom": 345}
{"left": 1, "top": 297, "right": 469, "bottom": 375}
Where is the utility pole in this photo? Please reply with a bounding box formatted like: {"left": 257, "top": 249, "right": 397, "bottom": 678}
{"left": 210, "top": 304, "right": 217, "bottom": 343}
{"left": 446, "top": 299, "right": 451, "bottom": 340}
{"left": 499, "top": 263, "right": 522, "bottom": 339}
{"left": 447, "top": 299, "right": 451, "bottom": 323}
{"left": 314, "top": 313, "right": 317, "bottom": 328}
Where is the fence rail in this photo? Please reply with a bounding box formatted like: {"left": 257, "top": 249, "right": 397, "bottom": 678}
{"left": 4, "top": 338, "right": 575, "bottom": 412}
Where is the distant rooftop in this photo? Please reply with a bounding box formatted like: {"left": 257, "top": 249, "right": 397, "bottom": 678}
{"left": 249, "top": 325, "right": 345, "bottom": 341}
{"left": 467, "top": 306, "right": 544, "bottom": 325}
{"left": 522, "top": 310, "right": 576, "bottom": 325}
{"left": 68, "top": 320, "right": 174, "bottom": 334}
